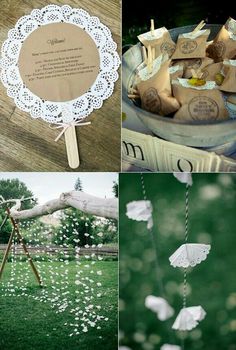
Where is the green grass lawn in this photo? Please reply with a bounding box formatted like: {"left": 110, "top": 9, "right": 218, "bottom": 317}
{"left": 119, "top": 173, "right": 236, "bottom": 350}
{"left": 0, "top": 260, "right": 117, "bottom": 350}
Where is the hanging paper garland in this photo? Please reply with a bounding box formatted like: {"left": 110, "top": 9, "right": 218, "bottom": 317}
{"left": 145, "top": 295, "right": 174, "bottom": 321}
{"left": 126, "top": 200, "right": 153, "bottom": 229}
{"left": 169, "top": 243, "right": 211, "bottom": 268}
{"left": 125, "top": 173, "right": 177, "bottom": 348}
{"left": 124, "top": 172, "right": 212, "bottom": 349}
{"left": 172, "top": 306, "right": 206, "bottom": 331}
{"left": 0, "top": 211, "right": 116, "bottom": 336}
{"left": 171, "top": 173, "right": 209, "bottom": 334}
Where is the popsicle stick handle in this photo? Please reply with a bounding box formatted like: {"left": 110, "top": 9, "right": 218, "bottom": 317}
{"left": 64, "top": 126, "right": 80, "bottom": 169}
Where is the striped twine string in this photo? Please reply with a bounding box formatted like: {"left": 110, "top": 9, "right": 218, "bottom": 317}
{"left": 140, "top": 174, "right": 165, "bottom": 301}
{"left": 181, "top": 183, "right": 190, "bottom": 350}
{"left": 183, "top": 183, "right": 189, "bottom": 309}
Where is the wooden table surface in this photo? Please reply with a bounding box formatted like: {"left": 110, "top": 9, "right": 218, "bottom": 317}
{"left": 0, "top": 0, "right": 121, "bottom": 172}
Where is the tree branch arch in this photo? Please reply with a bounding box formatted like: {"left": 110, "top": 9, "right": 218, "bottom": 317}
{"left": 0, "top": 191, "right": 118, "bottom": 220}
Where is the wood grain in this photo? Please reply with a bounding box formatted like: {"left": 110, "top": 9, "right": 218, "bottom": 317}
{"left": 0, "top": 0, "right": 121, "bottom": 171}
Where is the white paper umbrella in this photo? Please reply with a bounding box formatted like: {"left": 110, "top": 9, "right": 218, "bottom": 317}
{"left": 161, "top": 345, "right": 181, "bottom": 350}
{"left": 173, "top": 172, "right": 193, "bottom": 186}
{"left": 126, "top": 200, "right": 153, "bottom": 229}
{"left": 145, "top": 295, "right": 174, "bottom": 321}
{"left": 169, "top": 243, "right": 211, "bottom": 268}
{"left": 172, "top": 306, "right": 206, "bottom": 331}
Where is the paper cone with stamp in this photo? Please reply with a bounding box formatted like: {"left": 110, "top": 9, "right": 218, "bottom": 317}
{"left": 219, "top": 60, "right": 236, "bottom": 92}
{"left": 207, "top": 18, "right": 236, "bottom": 61}
{"left": 137, "top": 55, "right": 180, "bottom": 115}
{"left": 184, "top": 58, "right": 213, "bottom": 78}
{"left": 138, "top": 20, "right": 176, "bottom": 58}
{"left": 172, "top": 29, "right": 210, "bottom": 59}
{"left": 201, "top": 62, "right": 224, "bottom": 83}
{"left": 172, "top": 78, "right": 229, "bottom": 122}
{"left": 172, "top": 58, "right": 213, "bottom": 78}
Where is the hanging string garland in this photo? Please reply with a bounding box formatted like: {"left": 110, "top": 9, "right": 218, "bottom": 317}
{"left": 124, "top": 172, "right": 211, "bottom": 350}
{"left": 125, "top": 173, "right": 176, "bottom": 347}
{"left": 0, "top": 210, "right": 116, "bottom": 337}
{"left": 170, "top": 177, "right": 210, "bottom": 337}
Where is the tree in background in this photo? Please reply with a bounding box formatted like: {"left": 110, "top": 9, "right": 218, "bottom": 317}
{"left": 74, "top": 177, "right": 83, "bottom": 191}
{"left": 53, "top": 208, "right": 117, "bottom": 247}
{"left": 53, "top": 179, "right": 118, "bottom": 247}
{"left": 112, "top": 181, "right": 118, "bottom": 198}
{"left": 0, "top": 179, "right": 35, "bottom": 243}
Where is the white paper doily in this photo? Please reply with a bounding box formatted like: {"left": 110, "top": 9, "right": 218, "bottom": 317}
{"left": 0, "top": 4, "right": 120, "bottom": 124}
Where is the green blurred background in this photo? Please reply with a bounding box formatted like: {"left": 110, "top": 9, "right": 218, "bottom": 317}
{"left": 119, "top": 173, "right": 236, "bottom": 350}
{"left": 123, "top": 0, "right": 236, "bottom": 46}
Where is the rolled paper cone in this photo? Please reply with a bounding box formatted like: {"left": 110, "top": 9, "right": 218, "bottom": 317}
{"left": 64, "top": 126, "right": 80, "bottom": 169}
{"left": 151, "top": 19, "right": 155, "bottom": 36}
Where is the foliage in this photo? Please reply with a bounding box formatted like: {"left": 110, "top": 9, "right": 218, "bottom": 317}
{"left": 53, "top": 208, "right": 117, "bottom": 247}
{"left": 119, "top": 173, "right": 236, "bottom": 350}
{"left": 74, "top": 177, "right": 83, "bottom": 191}
{"left": 122, "top": 1, "right": 231, "bottom": 46}
{"left": 112, "top": 181, "right": 118, "bottom": 198}
{"left": 0, "top": 179, "right": 36, "bottom": 244}
{"left": 0, "top": 178, "right": 34, "bottom": 205}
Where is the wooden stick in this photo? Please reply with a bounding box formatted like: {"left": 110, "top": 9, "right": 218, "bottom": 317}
{"left": 58, "top": 83, "right": 80, "bottom": 169}
{"left": 0, "top": 229, "right": 14, "bottom": 280}
{"left": 128, "top": 94, "right": 140, "bottom": 99}
{"left": 65, "top": 126, "right": 80, "bottom": 169}
{"left": 150, "top": 19, "right": 155, "bottom": 36}
{"left": 6, "top": 208, "right": 43, "bottom": 287}
{"left": 192, "top": 20, "right": 205, "bottom": 33}
{"left": 130, "top": 88, "right": 139, "bottom": 94}
{"left": 15, "top": 228, "right": 43, "bottom": 287}
{"left": 0, "top": 197, "right": 34, "bottom": 207}
{"left": 191, "top": 69, "right": 197, "bottom": 78}
{"left": 191, "top": 68, "right": 203, "bottom": 79}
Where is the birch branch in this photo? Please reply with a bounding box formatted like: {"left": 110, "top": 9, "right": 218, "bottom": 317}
{"left": 9, "top": 191, "right": 118, "bottom": 220}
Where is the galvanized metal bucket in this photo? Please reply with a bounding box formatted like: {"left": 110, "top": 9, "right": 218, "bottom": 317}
{"left": 122, "top": 24, "right": 236, "bottom": 149}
